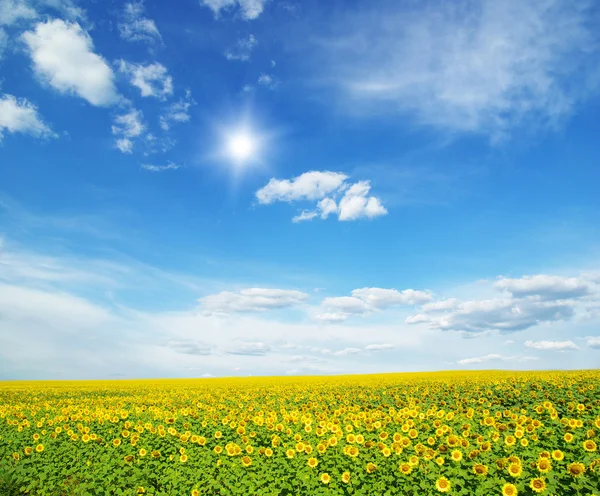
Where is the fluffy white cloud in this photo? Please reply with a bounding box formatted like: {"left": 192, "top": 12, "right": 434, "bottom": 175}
{"left": 119, "top": 0, "right": 162, "bottom": 44}
{"left": 141, "top": 162, "right": 180, "bottom": 172}
{"left": 408, "top": 298, "right": 576, "bottom": 333}
{"left": 257, "top": 171, "right": 387, "bottom": 222}
{"left": 495, "top": 275, "right": 591, "bottom": 300}
{"left": 160, "top": 90, "right": 195, "bottom": 131}
{"left": 317, "top": 287, "right": 431, "bottom": 321}
{"left": 0, "top": 94, "right": 55, "bottom": 141}
{"left": 458, "top": 354, "right": 539, "bottom": 365}
{"left": 111, "top": 108, "right": 145, "bottom": 154}
{"left": 224, "top": 34, "right": 258, "bottom": 61}
{"left": 201, "top": 0, "right": 267, "bottom": 20}
{"left": 201, "top": 288, "right": 308, "bottom": 314}
{"left": 407, "top": 272, "right": 598, "bottom": 333}
{"left": 118, "top": 60, "right": 173, "bottom": 99}
{"left": 320, "top": 0, "right": 599, "bottom": 140}
{"left": 524, "top": 340, "right": 579, "bottom": 351}
{"left": 22, "top": 19, "right": 119, "bottom": 106}
{"left": 256, "top": 171, "right": 348, "bottom": 204}
{"left": 338, "top": 181, "right": 387, "bottom": 221}
{"left": 588, "top": 337, "right": 600, "bottom": 349}
{"left": 351, "top": 288, "right": 432, "bottom": 309}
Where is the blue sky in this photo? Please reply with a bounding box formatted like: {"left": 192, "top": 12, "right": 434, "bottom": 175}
{"left": 1, "top": 0, "right": 600, "bottom": 380}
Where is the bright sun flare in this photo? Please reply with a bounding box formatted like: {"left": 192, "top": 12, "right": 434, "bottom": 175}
{"left": 227, "top": 132, "right": 256, "bottom": 162}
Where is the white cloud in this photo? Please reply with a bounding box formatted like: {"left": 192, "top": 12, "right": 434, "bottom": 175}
{"left": 458, "top": 354, "right": 539, "bottom": 365}
{"left": 201, "top": 288, "right": 308, "bottom": 314}
{"left": 0, "top": 28, "right": 7, "bottom": 58}
{"left": 317, "top": 287, "right": 431, "bottom": 321}
{"left": 338, "top": 181, "right": 387, "bottom": 221}
{"left": 258, "top": 73, "right": 278, "bottom": 89}
{"left": 257, "top": 171, "right": 348, "bottom": 204}
{"left": 407, "top": 272, "right": 598, "bottom": 334}
{"left": 0, "top": 0, "right": 37, "bottom": 26}
{"left": 168, "top": 340, "right": 211, "bottom": 355}
{"left": 291, "top": 210, "right": 318, "bottom": 223}
{"left": 0, "top": 94, "right": 55, "bottom": 141}
{"left": 407, "top": 298, "right": 577, "bottom": 333}
{"left": 201, "top": 0, "right": 268, "bottom": 20}
{"left": 22, "top": 19, "right": 119, "bottom": 106}
{"left": 119, "top": 0, "right": 162, "bottom": 45}
{"left": 588, "top": 337, "right": 600, "bottom": 349}
{"left": 365, "top": 344, "right": 394, "bottom": 351}
{"left": 160, "top": 90, "right": 195, "bottom": 131}
{"left": 524, "top": 340, "right": 579, "bottom": 351}
{"left": 111, "top": 108, "right": 145, "bottom": 154}
{"left": 141, "top": 162, "right": 180, "bottom": 172}
{"left": 118, "top": 60, "right": 173, "bottom": 99}
{"left": 351, "top": 288, "right": 432, "bottom": 309}
{"left": 224, "top": 34, "right": 258, "bottom": 61}
{"left": 226, "top": 342, "right": 270, "bottom": 356}
{"left": 320, "top": 0, "right": 599, "bottom": 140}
{"left": 495, "top": 275, "right": 591, "bottom": 300}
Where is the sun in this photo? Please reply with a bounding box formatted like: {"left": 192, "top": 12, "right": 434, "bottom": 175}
{"left": 227, "top": 131, "right": 256, "bottom": 162}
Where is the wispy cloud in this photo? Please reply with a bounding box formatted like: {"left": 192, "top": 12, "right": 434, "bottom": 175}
{"left": 111, "top": 108, "right": 146, "bottom": 154}
{"left": 524, "top": 340, "right": 579, "bottom": 351}
{"left": 201, "top": 0, "right": 268, "bottom": 20}
{"left": 160, "top": 90, "right": 195, "bottom": 131}
{"left": 200, "top": 288, "right": 309, "bottom": 315}
{"left": 141, "top": 162, "right": 180, "bottom": 172}
{"left": 118, "top": 60, "right": 173, "bottom": 100}
{"left": 316, "top": 0, "right": 600, "bottom": 141}
{"left": 0, "top": 94, "right": 55, "bottom": 141}
{"left": 224, "top": 34, "right": 258, "bottom": 61}
{"left": 119, "top": 0, "right": 162, "bottom": 45}
{"left": 458, "top": 354, "right": 539, "bottom": 365}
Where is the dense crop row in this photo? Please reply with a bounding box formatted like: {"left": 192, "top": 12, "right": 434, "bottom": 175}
{"left": 1, "top": 370, "right": 599, "bottom": 495}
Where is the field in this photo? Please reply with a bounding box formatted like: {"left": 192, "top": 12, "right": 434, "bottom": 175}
{"left": 1, "top": 370, "right": 599, "bottom": 496}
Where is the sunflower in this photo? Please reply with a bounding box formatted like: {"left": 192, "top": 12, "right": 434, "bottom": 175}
{"left": 583, "top": 440, "right": 597, "bottom": 452}
{"left": 529, "top": 478, "right": 546, "bottom": 494}
{"left": 505, "top": 436, "right": 516, "bottom": 446}
{"left": 473, "top": 463, "right": 488, "bottom": 476}
{"left": 451, "top": 450, "right": 463, "bottom": 462}
{"left": 435, "top": 477, "right": 451, "bottom": 493}
{"left": 180, "top": 454, "right": 188, "bottom": 463}
{"left": 151, "top": 450, "right": 161, "bottom": 458}
{"left": 564, "top": 433, "right": 574, "bottom": 443}
{"left": 24, "top": 447, "right": 33, "bottom": 456}
{"left": 286, "top": 449, "right": 295, "bottom": 459}
{"left": 537, "top": 458, "right": 551, "bottom": 472}
{"left": 241, "top": 456, "right": 251, "bottom": 467}
{"left": 567, "top": 462, "right": 585, "bottom": 477}
{"left": 264, "top": 448, "right": 273, "bottom": 457}
{"left": 124, "top": 455, "right": 134, "bottom": 463}
{"left": 112, "top": 438, "right": 121, "bottom": 447}
{"left": 191, "top": 491, "right": 200, "bottom": 496}
{"left": 35, "top": 444, "right": 44, "bottom": 453}
{"left": 508, "top": 463, "right": 523, "bottom": 477}
{"left": 366, "top": 462, "right": 377, "bottom": 474}
{"left": 551, "top": 449, "right": 564, "bottom": 461}
{"left": 320, "top": 473, "right": 331, "bottom": 485}
{"left": 307, "top": 457, "right": 318, "bottom": 468}
{"left": 341, "top": 472, "right": 351, "bottom": 483}
{"left": 139, "top": 448, "right": 147, "bottom": 457}
{"left": 502, "top": 483, "right": 518, "bottom": 496}
{"left": 399, "top": 463, "right": 413, "bottom": 475}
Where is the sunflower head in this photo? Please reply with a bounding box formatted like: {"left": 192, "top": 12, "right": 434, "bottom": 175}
{"left": 320, "top": 473, "right": 331, "bottom": 484}
{"left": 473, "top": 463, "right": 488, "bottom": 476}
{"left": 435, "top": 477, "right": 451, "bottom": 493}
{"left": 502, "top": 483, "right": 518, "bottom": 496}
{"left": 529, "top": 478, "right": 546, "bottom": 494}
{"left": 341, "top": 472, "right": 351, "bottom": 483}
{"left": 567, "top": 462, "right": 585, "bottom": 477}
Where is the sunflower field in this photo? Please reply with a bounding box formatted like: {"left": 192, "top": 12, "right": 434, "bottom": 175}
{"left": 1, "top": 370, "right": 599, "bottom": 496}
